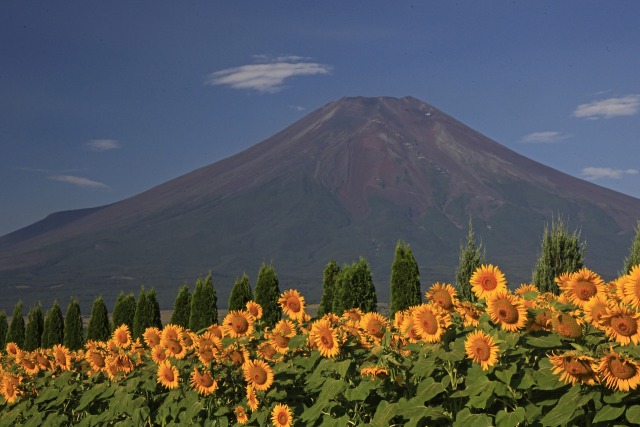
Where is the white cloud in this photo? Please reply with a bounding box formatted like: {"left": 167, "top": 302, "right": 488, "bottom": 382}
{"left": 520, "top": 131, "right": 570, "bottom": 144}
{"left": 573, "top": 95, "right": 640, "bottom": 119}
{"left": 48, "top": 175, "right": 110, "bottom": 189}
{"left": 581, "top": 167, "right": 639, "bottom": 180}
{"left": 206, "top": 56, "right": 332, "bottom": 93}
{"left": 85, "top": 139, "right": 120, "bottom": 152}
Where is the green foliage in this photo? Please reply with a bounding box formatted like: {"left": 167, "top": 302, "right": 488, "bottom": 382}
{"left": 456, "top": 218, "right": 485, "bottom": 302}
{"left": 133, "top": 287, "right": 163, "bottom": 339}
{"left": 188, "top": 273, "right": 218, "bottom": 331}
{"left": 0, "top": 311, "right": 7, "bottom": 351}
{"left": 622, "top": 220, "right": 640, "bottom": 275}
{"left": 333, "top": 257, "right": 377, "bottom": 314}
{"left": 170, "top": 284, "right": 192, "bottom": 328}
{"left": 389, "top": 240, "right": 421, "bottom": 318}
{"left": 532, "top": 216, "right": 586, "bottom": 294}
{"left": 317, "top": 259, "right": 340, "bottom": 317}
{"left": 87, "top": 296, "right": 111, "bottom": 342}
{"left": 254, "top": 262, "right": 282, "bottom": 327}
{"left": 112, "top": 292, "right": 136, "bottom": 332}
{"left": 42, "top": 300, "right": 64, "bottom": 348}
{"left": 63, "top": 298, "right": 84, "bottom": 351}
{"left": 227, "top": 273, "right": 253, "bottom": 311}
{"left": 24, "top": 304, "right": 44, "bottom": 351}
{"left": 6, "top": 300, "right": 25, "bottom": 347}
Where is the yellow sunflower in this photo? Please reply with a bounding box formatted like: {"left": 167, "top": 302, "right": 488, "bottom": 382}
{"left": 156, "top": 360, "right": 179, "bottom": 389}
{"left": 235, "top": 406, "right": 249, "bottom": 425}
{"left": 582, "top": 294, "right": 611, "bottom": 330}
{"left": 190, "top": 367, "right": 218, "bottom": 396}
{"left": 112, "top": 324, "right": 132, "bottom": 349}
{"left": 486, "top": 291, "right": 528, "bottom": 332}
{"left": 207, "top": 323, "right": 225, "bottom": 340}
{"left": 455, "top": 301, "right": 481, "bottom": 328}
{"left": 399, "top": 316, "right": 422, "bottom": 343}
{"left": 549, "top": 352, "right": 598, "bottom": 386}
{"left": 273, "top": 320, "right": 297, "bottom": 338}
{"left": 246, "top": 301, "right": 263, "bottom": 319}
{"left": 223, "top": 310, "right": 255, "bottom": 339}
{"left": 243, "top": 359, "right": 274, "bottom": 391}
{"left": 113, "top": 354, "right": 133, "bottom": 374}
{"left": 257, "top": 342, "right": 278, "bottom": 361}
{"left": 17, "top": 352, "right": 39, "bottom": 376}
{"left": 246, "top": 384, "right": 259, "bottom": 412}
{"left": 269, "top": 332, "right": 291, "bottom": 354}
{"left": 515, "top": 283, "right": 539, "bottom": 297}
{"left": 34, "top": 351, "right": 52, "bottom": 371}
{"left": 311, "top": 319, "right": 340, "bottom": 358}
{"left": 560, "top": 267, "right": 606, "bottom": 308}
{"left": 425, "top": 283, "right": 458, "bottom": 311}
{"left": 527, "top": 308, "right": 553, "bottom": 332}
{"left": 5, "top": 342, "right": 19, "bottom": 357}
{"left": 598, "top": 347, "right": 640, "bottom": 392}
{"left": 53, "top": 344, "right": 72, "bottom": 371}
{"left": 279, "top": 289, "right": 306, "bottom": 321}
{"left": 470, "top": 264, "right": 507, "bottom": 300}
{"left": 226, "top": 346, "right": 251, "bottom": 367}
{"left": 271, "top": 403, "right": 293, "bottom": 427}
{"left": 342, "top": 307, "right": 364, "bottom": 324}
{"left": 464, "top": 330, "right": 499, "bottom": 371}
{"left": 161, "top": 324, "right": 183, "bottom": 343}
{"left": 359, "top": 312, "right": 388, "bottom": 341}
{"left": 162, "top": 338, "right": 188, "bottom": 360}
{"left": 601, "top": 304, "right": 640, "bottom": 345}
{"left": 1, "top": 373, "right": 22, "bottom": 404}
{"left": 621, "top": 265, "right": 640, "bottom": 309}
{"left": 86, "top": 349, "right": 107, "bottom": 372}
{"left": 411, "top": 303, "right": 447, "bottom": 343}
{"left": 360, "top": 365, "right": 389, "bottom": 380}
{"left": 143, "top": 326, "right": 161, "bottom": 348}
{"left": 551, "top": 312, "right": 584, "bottom": 339}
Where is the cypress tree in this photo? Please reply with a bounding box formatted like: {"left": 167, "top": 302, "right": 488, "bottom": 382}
{"left": 389, "top": 241, "right": 421, "bottom": 318}
{"left": 87, "top": 296, "right": 111, "bottom": 342}
{"left": 317, "top": 260, "right": 340, "bottom": 317}
{"left": 6, "top": 300, "right": 25, "bottom": 347}
{"left": 63, "top": 298, "right": 84, "bottom": 351}
{"left": 170, "top": 284, "right": 192, "bottom": 328}
{"left": 189, "top": 273, "right": 218, "bottom": 331}
{"left": 455, "top": 218, "right": 485, "bottom": 302}
{"left": 24, "top": 304, "right": 44, "bottom": 351}
{"left": 112, "top": 292, "right": 136, "bottom": 332}
{"left": 228, "top": 273, "right": 253, "bottom": 312}
{"left": 42, "top": 300, "right": 65, "bottom": 348}
{"left": 0, "top": 311, "right": 7, "bottom": 351}
{"left": 147, "top": 288, "right": 163, "bottom": 330}
{"left": 133, "top": 286, "right": 152, "bottom": 339}
{"left": 333, "top": 258, "right": 377, "bottom": 314}
{"left": 532, "top": 216, "right": 585, "bottom": 294}
{"left": 254, "top": 263, "right": 282, "bottom": 327}
{"left": 622, "top": 220, "right": 640, "bottom": 275}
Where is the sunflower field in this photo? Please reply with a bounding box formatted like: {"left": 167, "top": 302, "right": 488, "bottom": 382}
{"left": 2, "top": 265, "right": 640, "bottom": 426}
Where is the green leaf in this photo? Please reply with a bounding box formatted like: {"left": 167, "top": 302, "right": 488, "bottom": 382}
{"left": 466, "top": 381, "right": 496, "bottom": 409}
{"left": 495, "top": 407, "right": 526, "bottom": 427}
{"left": 333, "top": 359, "right": 352, "bottom": 378}
{"left": 540, "top": 385, "right": 590, "bottom": 426}
{"left": 75, "top": 383, "right": 107, "bottom": 411}
{"left": 627, "top": 406, "right": 640, "bottom": 424}
{"left": 370, "top": 401, "right": 398, "bottom": 427}
{"left": 603, "top": 391, "right": 628, "bottom": 404}
{"left": 526, "top": 333, "right": 563, "bottom": 348}
{"left": 534, "top": 358, "right": 565, "bottom": 390}
{"left": 344, "top": 379, "right": 378, "bottom": 401}
{"left": 410, "top": 356, "right": 438, "bottom": 379}
{"left": 593, "top": 405, "right": 625, "bottom": 424}
{"left": 494, "top": 363, "right": 517, "bottom": 385}
{"left": 416, "top": 377, "right": 445, "bottom": 403}
{"left": 452, "top": 408, "right": 493, "bottom": 427}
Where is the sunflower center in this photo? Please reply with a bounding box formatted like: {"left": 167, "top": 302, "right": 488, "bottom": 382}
{"left": 433, "top": 290, "right": 453, "bottom": 310}
{"left": 230, "top": 350, "right": 245, "bottom": 365}
{"left": 554, "top": 314, "right": 582, "bottom": 338}
{"left": 278, "top": 413, "right": 288, "bottom": 424}
{"left": 167, "top": 339, "right": 183, "bottom": 354}
{"left": 367, "top": 321, "right": 384, "bottom": 338}
{"left": 575, "top": 281, "right": 597, "bottom": 301}
{"left": 590, "top": 304, "right": 607, "bottom": 323}
{"left": 418, "top": 311, "right": 439, "bottom": 335}
{"left": 250, "top": 367, "right": 267, "bottom": 385}
{"left": 320, "top": 334, "right": 332, "bottom": 346}
{"left": 493, "top": 299, "right": 519, "bottom": 324}
{"left": 231, "top": 316, "right": 249, "bottom": 334}
{"left": 612, "top": 314, "right": 637, "bottom": 336}
{"left": 483, "top": 277, "right": 497, "bottom": 291}
{"left": 198, "top": 372, "right": 214, "bottom": 387}
{"left": 535, "top": 311, "right": 551, "bottom": 327}
{"left": 609, "top": 356, "right": 636, "bottom": 380}
{"left": 91, "top": 352, "right": 106, "bottom": 368}
{"left": 286, "top": 297, "right": 301, "bottom": 312}
{"left": 273, "top": 334, "right": 290, "bottom": 348}
{"left": 472, "top": 340, "right": 490, "bottom": 361}
{"left": 163, "top": 368, "right": 175, "bottom": 382}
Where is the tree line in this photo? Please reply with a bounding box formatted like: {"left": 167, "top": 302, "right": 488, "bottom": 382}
{"left": 2, "top": 217, "right": 640, "bottom": 353}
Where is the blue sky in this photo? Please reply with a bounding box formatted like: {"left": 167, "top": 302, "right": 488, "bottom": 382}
{"left": 1, "top": 1, "right": 639, "bottom": 236}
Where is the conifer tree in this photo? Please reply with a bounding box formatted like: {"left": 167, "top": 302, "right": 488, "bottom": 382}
{"left": 6, "top": 300, "right": 25, "bottom": 347}
{"left": 455, "top": 218, "right": 485, "bottom": 302}
{"left": 63, "top": 298, "right": 84, "bottom": 351}
{"left": 0, "top": 311, "right": 7, "bottom": 351}
{"left": 622, "top": 220, "right": 640, "bottom": 275}
{"left": 254, "top": 263, "right": 282, "bottom": 327}
{"left": 228, "top": 273, "right": 253, "bottom": 312}
{"left": 317, "top": 260, "right": 340, "bottom": 317}
{"left": 133, "top": 286, "right": 161, "bottom": 339}
{"left": 532, "top": 216, "right": 585, "bottom": 294}
{"left": 170, "top": 284, "right": 192, "bottom": 328}
{"left": 147, "top": 288, "right": 163, "bottom": 330}
{"left": 42, "top": 300, "right": 64, "bottom": 348}
{"left": 333, "top": 258, "right": 377, "bottom": 314}
{"left": 112, "top": 292, "right": 136, "bottom": 332}
{"left": 389, "top": 241, "right": 421, "bottom": 318}
{"left": 87, "top": 296, "right": 111, "bottom": 342}
{"left": 189, "top": 273, "right": 218, "bottom": 331}
{"left": 24, "top": 304, "right": 44, "bottom": 351}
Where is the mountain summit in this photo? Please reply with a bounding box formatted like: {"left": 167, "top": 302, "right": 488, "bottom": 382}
{"left": 2, "top": 96, "right": 639, "bottom": 311}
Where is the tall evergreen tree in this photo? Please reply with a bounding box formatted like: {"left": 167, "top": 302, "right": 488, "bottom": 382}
{"left": 63, "top": 298, "right": 84, "bottom": 351}
{"left": 389, "top": 241, "right": 421, "bottom": 318}
{"left": 24, "top": 304, "right": 44, "bottom": 351}
{"left": 228, "top": 273, "right": 253, "bottom": 312}
{"left": 0, "top": 311, "right": 7, "bottom": 352}
{"left": 112, "top": 292, "right": 136, "bottom": 332}
{"left": 133, "top": 286, "right": 162, "bottom": 339}
{"left": 254, "top": 263, "right": 282, "bottom": 327}
{"left": 42, "top": 300, "right": 64, "bottom": 348}
{"left": 170, "top": 284, "right": 192, "bottom": 328}
{"left": 455, "top": 218, "right": 485, "bottom": 302}
{"left": 6, "top": 300, "right": 25, "bottom": 347}
{"left": 532, "top": 216, "right": 585, "bottom": 294}
{"left": 87, "top": 296, "right": 111, "bottom": 342}
{"left": 622, "top": 220, "right": 640, "bottom": 275}
{"left": 147, "top": 288, "right": 163, "bottom": 330}
{"left": 317, "top": 260, "right": 340, "bottom": 317}
{"left": 189, "top": 273, "right": 218, "bottom": 331}
{"left": 333, "top": 258, "right": 377, "bottom": 314}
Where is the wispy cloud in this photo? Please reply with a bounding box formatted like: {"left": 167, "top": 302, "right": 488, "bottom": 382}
{"left": 48, "top": 175, "right": 110, "bottom": 189}
{"left": 573, "top": 94, "right": 640, "bottom": 119}
{"left": 582, "top": 167, "right": 639, "bottom": 180}
{"left": 206, "top": 55, "right": 332, "bottom": 93}
{"left": 520, "top": 131, "right": 570, "bottom": 144}
{"left": 85, "top": 139, "right": 120, "bottom": 152}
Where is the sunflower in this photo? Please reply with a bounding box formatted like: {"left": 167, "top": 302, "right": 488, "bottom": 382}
{"left": 34, "top": 351, "right": 52, "bottom": 371}
{"left": 426, "top": 283, "right": 458, "bottom": 311}
{"left": 399, "top": 316, "right": 422, "bottom": 343}
{"left": 271, "top": 403, "right": 293, "bottom": 427}
{"left": 411, "top": 303, "right": 447, "bottom": 343}
{"left": 52, "top": 344, "right": 72, "bottom": 371}
{"left": 621, "top": 265, "right": 640, "bottom": 309}
{"left": 486, "top": 291, "right": 527, "bottom": 332}
{"left": 190, "top": 367, "right": 218, "bottom": 396}
{"left": 279, "top": 289, "right": 306, "bottom": 321}
{"left": 470, "top": 264, "right": 508, "bottom": 300}
{"left": 235, "top": 406, "right": 249, "bottom": 425}
{"left": 223, "top": 310, "right": 255, "bottom": 339}
{"left": 143, "top": 326, "right": 161, "bottom": 348}
{"left": 151, "top": 345, "right": 168, "bottom": 364}
{"left": 311, "top": 319, "right": 340, "bottom": 358}
{"left": 515, "top": 283, "right": 539, "bottom": 297}
{"left": 342, "top": 307, "right": 364, "bottom": 324}
{"left": 257, "top": 342, "right": 278, "bottom": 361}
{"left": 464, "top": 330, "right": 499, "bottom": 371}
{"left": 196, "top": 346, "right": 217, "bottom": 365}
{"left": 359, "top": 312, "right": 388, "bottom": 341}
{"left": 269, "top": 332, "right": 291, "bottom": 354}
{"left": 560, "top": 268, "right": 606, "bottom": 308}
{"left": 527, "top": 308, "right": 553, "bottom": 332}
{"left": 455, "top": 301, "right": 481, "bottom": 328}
{"left": 106, "top": 339, "right": 120, "bottom": 355}
{"left": 582, "top": 294, "right": 611, "bottom": 330}
{"left": 5, "top": 342, "right": 19, "bottom": 357}
{"left": 549, "top": 352, "right": 598, "bottom": 386}
{"left": 246, "top": 384, "right": 259, "bottom": 412}
{"left": 112, "top": 324, "right": 132, "bottom": 349}
{"left": 393, "top": 309, "right": 407, "bottom": 330}
{"left": 156, "top": 360, "right": 179, "bottom": 389}
{"left": 1, "top": 373, "right": 22, "bottom": 404}
{"left": 243, "top": 359, "right": 274, "bottom": 391}
{"left": 113, "top": 354, "right": 133, "bottom": 374}
{"left": 104, "top": 357, "right": 120, "bottom": 380}
{"left": 360, "top": 365, "right": 389, "bottom": 380}
{"left": 601, "top": 304, "right": 640, "bottom": 345}
{"left": 598, "top": 347, "right": 640, "bottom": 392}
{"left": 246, "top": 301, "right": 263, "bottom": 319}
{"left": 554, "top": 272, "right": 572, "bottom": 293}
{"left": 163, "top": 338, "right": 188, "bottom": 360}
{"left": 16, "top": 352, "right": 39, "bottom": 376}
{"left": 227, "top": 346, "right": 251, "bottom": 367}
{"left": 551, "top": 312, "right": 584, "bottom": 339}
{"left": 207, "top": 324, "right": 225, "bottom": 340}
{"left": 273, "top": 320, "right": 297, "bottom": 338}
{"left": 161, "top": 324, "right": 183, "bottom": 343}
{"left": 86, "top": 349, "right": 107, "bottom": 372}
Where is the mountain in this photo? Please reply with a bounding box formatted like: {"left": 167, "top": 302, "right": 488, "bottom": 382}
{"left": 1, "top": 96, "right": 639, "bottom": 313}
